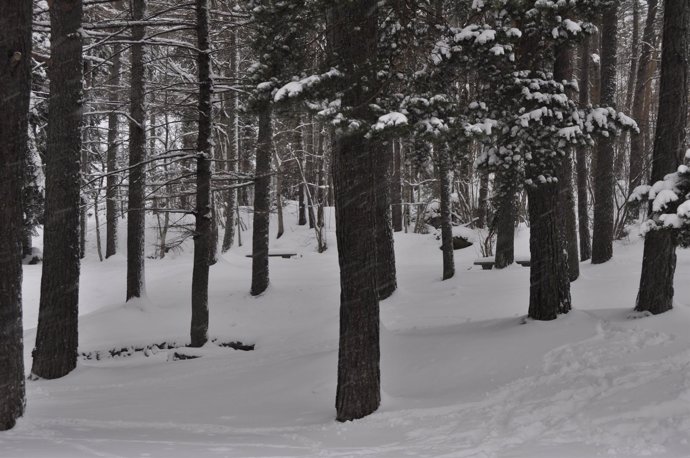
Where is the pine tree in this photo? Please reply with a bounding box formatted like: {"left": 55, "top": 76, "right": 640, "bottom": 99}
{"left": 634, "top": 0, "right": 689, "bottom": 315}
{"left": 190, "top": 0, "right": 213, "bottom": 346}
{"left": 0, "top": 0, "right": 32, "bottom": 430}
{"left": 106, "top": 44, "right": 122, "bottom": 259}
{"left": 126, "top": 0, "right": 147, "bottom": 300}
{"left": 591, "top": 3, "right": 619, "bottom": 264}
{"left": 32, "top": 0, "right": 84, "bottom": 380}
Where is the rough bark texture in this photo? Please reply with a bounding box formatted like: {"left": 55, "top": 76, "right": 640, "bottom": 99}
{"left": 438, "top": 146, "right": 455, "bottom": 280}
{"left": 329, "top": 0, "right": 381, "bottom": 422}
{"left": 32, "top": 0, "right": 83, "bottom": 380}
{"left": 374, "top": 139, "right": 397, "bottom": 298}
{"left": 250, "top": 103, "right": 272, "bottom": 296}
{"left": 635, "top": 0, "right": 688, "bottom": 315}
{"left": 126, "top": 0, "right": 147, "bottom": 300}
{"left": 106, "top": 44, "right": 121, "bottom": 259}
{"left": 629, "top": 0, "right": 659, "bottom": 217}
{"left": 591, "top": 4, "right": 619, "bottom": 264}
{"left": 0, "top": 0, "right": 31, "bottom": 430}
{"left": 295, "top": 118, "right": 307, "bottom": 226}
{"left": 391, "top": 140, "right": 403, "bottom": 232}
{"left": 576, "top": 37, "right": 592, "bottom": 261}
{"left": 221, "top": 28, "right": 239, "bottom": 253}
{"left": 554, "top": 43, "right": 579, "bottom": 281}
{"left": 494, "top": 183, "right": 516, "bottom": 269}
{"left": 191, "top": 0, "right": 212, "bottom": 347}
{"left": 527, "top": 184, "right": 572, "bottom": 320}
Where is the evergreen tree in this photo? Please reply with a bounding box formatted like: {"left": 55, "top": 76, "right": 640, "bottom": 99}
{"left": 633, "top": 0, "right": 689, "bottom": 315}
{"left": 0, "top": 0, "right": 32, "bottom": 430}
{"left": 32, "top": 0, "right": 84, "bottom": 380}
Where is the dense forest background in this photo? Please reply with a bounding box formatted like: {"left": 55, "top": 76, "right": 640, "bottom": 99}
{"left": 1, "top": 0, "right": 689, "bottom": 448}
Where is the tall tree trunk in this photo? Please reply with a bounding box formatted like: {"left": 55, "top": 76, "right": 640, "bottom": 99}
{"left": 126, "top": 0, "right": 147, "bottom": 300}
{"left": 591, "top": 5, "right": 619, "bottom": 264}
{"left": 106, "top": 44, "right": 121, "bottom": 258}
{"left": 554, "top": 43, "right": 579, "bottom": 281}
{"left": 329, "top": 1, "right": 380, "bottom": 422}
{"left": 391, "top": 139, "right": 403, "bottom": 232}
{"left": 577, "top": 37, "right": 592, "bottom": 261}
{"left": 191, "top": 0, "right": 213, "bottom": 347}
{"left": 305, "top": 117, "right": 316, "bottom": 229}
{"left": 250, "top": 103, "right": 272, "bottom": 296}
{"left": 221, "top": 28, "right": 239, "bottom": 253}
{"left": 295, "top": 117, "right": 307, "bottom": 226}
{"left": 374, "top": 139, "right": 397, "bottom": 298}
{"left": 494, "top": 181, "right": 516, "bottom": 268}
{"left": 636, "top": 0, "right": 688, "bottom": 315}
{"left": 438, "top": 145, "right": 455, "bottom": 280}
{"left": 628, "top": 0, "right": 660, "bottom": 220}
{"left": 0, "top": 0, "right": 31, "bottom": 429}
{"left": 31, "top": 0, "right": 83, "bottom": 380}
{"left": 527, "top": 183, "right": 572, "bottom": 320}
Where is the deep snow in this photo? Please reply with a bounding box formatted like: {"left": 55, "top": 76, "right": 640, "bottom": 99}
{"left": 3, "top": 203, "right": 690, "bottom": 457}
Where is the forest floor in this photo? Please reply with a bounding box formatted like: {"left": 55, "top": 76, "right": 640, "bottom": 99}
{"left": 3, "top": 203, "right": 690, "bottom": 457}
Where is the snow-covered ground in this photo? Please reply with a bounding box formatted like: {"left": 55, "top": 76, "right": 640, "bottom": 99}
{"left": 4, "top": 203, "right": 690, "bottom": 457}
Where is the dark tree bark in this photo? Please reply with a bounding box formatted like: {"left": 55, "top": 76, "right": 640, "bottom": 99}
{"left": 250, "top": 103, "right": 272, "bottom": 296}
{"left": 629, "top": 0, "right": 660, "bottom": 218}
{"left": 191, "top": 0, "right": 213, "bottom": 347}
{"left": 305, "top": 118, "right": 316, "bottom": 229}
{"left": 494, "top": 182, "right": 516, "bottom": 268}
{"left": 31, "top": 0, "right": 83, "bottom": 380}
{"left": 221, "top": 29, "right": 239, "bottom": 253}
{"left": 554, "top": 43, "right": 579, "bottom": 281}
{"left": 527, "top": 183, "right": 572, "bottom": 320}
{"left": 0, "top": 0, "right": 31, "bottom": 430}
{"left": 591, "top": 5, "right": 619, "bottom": 264}
{"left": 625, "top": 0, "right": 641, "bottom": 113}
{"left": 126, "top": 0, "right": 147, "bottom": 300}
{"left": 635, "top": 0, "right": 688, "bottom": 315}
{"left": 576, "top": 36, "right": 592, "bottom": 261}
{"left": 329, "top": 0, "right": 381, "bottom": 422}
{"left": 106, "top": 44, "right": 121, "bottom": 259}
{"left": 295, "top": 117, "right": 307, "bottom": 226}
{"left": 438, "top": 145, "right": 455, "bottom": 280}
{"left": 391, "top": 139, "right": 403, "bottom": 232}
{"left": 373, "top": 137, "right": 397, "bottom": 298}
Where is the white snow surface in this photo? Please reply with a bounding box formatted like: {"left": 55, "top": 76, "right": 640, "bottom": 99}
{"left": 5, "top": 203, "right": 690, "bottom": 457}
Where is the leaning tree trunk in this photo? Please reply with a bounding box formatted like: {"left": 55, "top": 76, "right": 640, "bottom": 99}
{"left": 576, "top": 36, "right": 592, "bottom": 261}
{"left": 191, "top": 0, "right": 212, "bottom": 347}
{"left": 126, "top": 0, "right": 147, "bottom": 300}
{"left": 32, "top": 0, "right": 83, "bottom": 380}
{"left": 527, "top": 183, "right": 572, "bottom": 320}
{"left": 329, "top": 0, "right": 381, "bottom": 422}
{"left": 628, "top": 0, "right": 660, "bottom": 220}
{"left": 554, "top": 43, "right": 579, "bottom": 281}
{"left": 221, "top": 27, "right": 239, "bottom": 253}
{"left": 106, "top": 43, "right": 121, "bottom": 259}
{"left": 250, "top": 102, "right": 272, "bottom": 296}
{"left": 374, "top": 138, "right": 397, "bottom": 298}
{"left": 438, "top": 144, "right": 455, "bottom": 280}
{"left": 0, "top": 0, "right": 31, "bottom": 430}
{"left": 591, "top": 5, "right": 619, "bottom": 264}
{"left": 635, "top": 0, "right": 689, "bottom": 315}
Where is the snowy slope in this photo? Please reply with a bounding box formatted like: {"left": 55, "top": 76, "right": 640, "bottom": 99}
{"left": 3, "top": 203, "right": 690, "bottom": 458}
